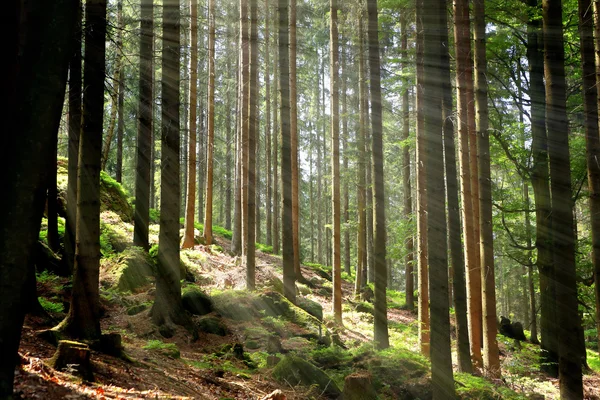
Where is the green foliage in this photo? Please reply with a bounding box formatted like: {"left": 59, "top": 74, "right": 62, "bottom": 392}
{"left": 100, "top": 170, "right": 129, "bottom": 199}
{"left": 386, "top": 289, "right": 406, "bottom": 310}
{"left": 587, "top": 348, "right": 600, "bottom": 373}
{"left": 38, "top": 297, "right": 64, "bottom": 314}
{"left": 455, "top": 373, "right": 527, "bottom": 399}
{"left": 255, "top": 243, "right": 273, "bottom": 253}
{"left": 143, "top": 340, "right": 180, "bottom": 359}
{"left": 36, "top": 270, "right": 65, "bottom": 292}
{"left": 149, "top": 208, "right": 160, "bottom": 224}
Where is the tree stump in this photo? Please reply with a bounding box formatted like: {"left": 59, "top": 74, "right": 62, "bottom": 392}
{"left": 343, "top": 371, "right": 377, "bottom": 400}
{"left": 47, "top": 340, "right": 93, "bottom": 381}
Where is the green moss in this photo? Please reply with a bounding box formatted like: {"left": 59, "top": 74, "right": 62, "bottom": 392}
{"left": 586, "top": 348, "right": 600, "bottom": 373}
{"left": 211, "top": 290, "right": 258, "bottom": 321}
{"left": 455, "top": 373, "right": 527, "bottom": 399}
{"left": 38, "top": 297, "right": 64, "bottom": 313}
{"left": 273, "top": 356, "right": 341, "bottom": 398}
{"left": 101, "top": 246, "right": 154, "bottom": 292}
{"left": 143, "top": 340, "right": 180, "bottom": 359}
{"left": 99, "top": 171, "right": 133, "bottom": 222}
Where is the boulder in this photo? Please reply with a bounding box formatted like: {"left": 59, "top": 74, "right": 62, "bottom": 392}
{"left": 197, "top": 316, "right": 229, "bottom": 336}
{"left": 272, "top": 356, "right": 341, "bottom": 399}
{"left": 343, "top": 372, "right": 378, "bottom": 400}
{"left": 499, "top": 316, "right": 527, "bottom": 341}
{"left": 296, "top": 297, "right": 323, "bottom": 321}
{"left": 182, "top": 289, "right": 213, "bottom": 315}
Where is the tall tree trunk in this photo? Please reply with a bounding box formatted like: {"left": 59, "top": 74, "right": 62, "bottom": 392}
{"left": 317, "top": 53, "right": 323, "bottom": 265}
{"left": 526, "top": 0, "right": 556, "bottom": 373}
{"left": 440, "top": 3, "right": 471, "bottom": 374}
{"left": 134, "top": 0, "right": 154, "bottom": 251}
{"left": 183, "top": 0, "right": 199, "bottom": 249}
{"left": 367, "top": 0, "right": 389, "bottom": 350}
{"left": 544, "top": 0, "right": 583, "bottom": 394}
{"left": 57, "top": 0, "right": 107, "bottom": 340}
{"left": 265, "top": 0, "right": 272, "bottom": 247}
{"left": 151, "top": 0, "right": 190, "bottom": 331}
{"left": 579, "top": 0, "right": 600, "bottom": 355}
{"left": 231, "top": 16, "right": 243, "bottom": 256}
{"left": 66, "top": 0, "right": 83, "bottom": 271}
{"left": 115, "top": 0, "right": 124, "bottom": 183}
{"left": 416, "top": 0, "right": 430, "bottom": 358}
{"left": 330, "top": 0, "right": 342, "bottom": 324}
{"left": 342, "top": 47, "right": 351, "bottom": 277}
{"left": 247, "top": 0, "right": 258, "bottom": 289}
{"left": 1, "top": 0, "right": 76, "bottom": 394}
{"left": 197, "top": 19, "right": 206, "bottom": 225}
{"left": 290, "top": 0, "right": 303, "bottom": 281}
{"left": 524, "top": 183, "right": 539, "bottom": 344}
{"left": 424, "top": 0, "right": 455, "bottom": 394}
{"left": 203, "top": 0, "right": 216, "bottom": 245}
{"left": 241, "top": 0, "right": 250, "bottom": 260}
{"left": 473, "top": 0, "right": 500, "bottom": 377}
{"left": 273, "top": 54, "right": 280, "bottom": 255}
{"left": 225, "top": 52, "right": 233, "bottom": 231}
{"left": 401, "top": 15, "right": 414, "bottom": 313}
{"left": 47, "top": 122, "right": 60, "bottom": 253}
{"left": 280, "top": 0, "right": 296, "bottom": 303}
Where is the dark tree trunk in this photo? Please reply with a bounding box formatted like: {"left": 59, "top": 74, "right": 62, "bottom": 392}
{"left": 115, "top": 0, "right": 124, "bottom": 183}
{"left": 544, "top": 0, "right": 583, "bottom": 395}
{"left": 366, "top": 0, "right": 389, "bottom": 350}
{"left": 134, "top": 0, "right": 154, "bottom": 251}
{"left": 56, "top": 0, "right": 107, "bottom": 340}
{"left": 47, "top": 126, "right": 60, "bottom": 253}
{"left": 279, "top": 0, "right": 296, "bottom": 303}
{"left": 1, "top": 0, "right": 76, "bottom": 395}
{"left": 247, "top": 0, "right": 258, "bottom": 289}
{"left": 151, "top": 0, "right": 190, "bottom": 331}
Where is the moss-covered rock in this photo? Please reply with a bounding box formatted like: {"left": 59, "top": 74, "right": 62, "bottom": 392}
{"left": 126, "top": 304, "right": 148, "bottom": 315}
{"left": 272, "top": 356, "right": 341, "bottom": 398}
{"left": 100, "top": 211, "right": 132, "bottom": 253}
{"left": 101, "top": 247, "right": 154, "bottom": 292}
{"left": 297, "top": 297, "right": 323, "bottom": 321}
{"left": 197, "top": 316, "right": 229, "bottom": 336}
{"left": 100, "top": 171, "right": 133, "bottom": 222}
{"left": 343, "top": 372, "right": 378, "bottom": 400}
{"left": 212, "top": 290, "right": 257, "bottom": 321}
{"left": 182, "top": 288, "right": 213, "bottom": 315}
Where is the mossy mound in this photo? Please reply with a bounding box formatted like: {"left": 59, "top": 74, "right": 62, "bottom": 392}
{"left": 296, "top": 297, "right": 323, "bottom": 321}
{"left": 100, "top": 247, "right": 155, "bottom": 292}
{"left": 272, "top": 355, "right": 341, "bottom": 398}
{"left": 197, "top": 316, "right": 229, "bottom": 336}
{"left": 100, "top": 211, "right": 132, "bottom": 253}
{"left": 182, "top": 288, "right": 213, "bottom": 315}
{"left": 212, "top": 290, "right": 257, "bottom": 321}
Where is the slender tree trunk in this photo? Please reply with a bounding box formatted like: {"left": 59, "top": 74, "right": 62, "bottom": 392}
{"left": 317, "top": 53, "right": 323, "bottom": 265}
{"left": 330, "top": 0, "right": 342, "bottom": 324}
{"left": 400, "top": 15, "right": 414, "bottom": 312}
{"left": 1, "top": 1, "right": 76, "bottom": 394}
{"left": 280, "top": 0, "right": 296, "bottom": 303}
{"left": 66, "top": 1, "right": 83, "bottom": 272}
{"left": 183, "top": 0, "right": 199, "bottom": 249}
{"left": 473, "top": 0, "right": 500, "bottom": 378}
{"left": 134, "top": 0, "right": 154, "bottom": 251}
{"left": 247, "top": 0, "right": 258, "bottom": 289}
{"left": 367, "top": 0, "right": 389, "bottom": 350}
{"left": 47, "top": 126, "right": 60, "bottom": 253}
{"left": 524, "top": 183, "right": 539, "bottom": 344}
{"left": 203, "top": 0, "right": 216, "bottom": 245}
{"left": 225, "top": 54, "right": 233, "bottom": 231}
{"left": 579, "top": 0, "right": 600, "bottom": 356}
{"left": 440, "top": 4, "right": 471, "bottom": 374}
{"left": 57, "top": 0, "right": 107, "bottom": 340}
{"left": 424, "top": 0, "right": 455, "bottom": 394}
{"left": 232, "top": 22, "right": 243, "bottom": 256}
{"left": 416, "top": 0, "right": 430, "bottom": 358}
{"left": 241, "top": 0, "right": 250, "bottom": 261}
{"left": 273, "top": 54, "right": 280, "bottom": 255}
{"left": 115, "top": 0, "right": 124, "bottom": 183}
{"left": 151, "top": 0, "right": 190, "bottom": 331}
{"left": 197, "top": 20, "right": 206, "bottom": 224}
{"left": 290, "top": 0, "right": 303, "bottom": 282}
{"left": 265, "top": 0, "right": 272, "bottom": 247}
{"left": 342, "top": 47, "right": 351, "bottom": 276}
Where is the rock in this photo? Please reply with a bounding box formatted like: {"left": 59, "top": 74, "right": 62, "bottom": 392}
{"left": 127, "top": 304, "right": 148, "bottom": 315}
{"left": 355, "top": 302, "right": 374, "bottom": 315}
{"left": 47, "top": 340, "right": 93, "bottom": 381}
{"left": 267, "top": 335, "right": 284, "bottom": 354}
{"left": 499, "top": 316, "right": 527, "bottom": 341}
{"left": 296, "top": 297, "right": 323, "bottom": 321}
{"left": 255, "top": 291, "right": 292, "bottom": 318}
{"left": 361, "top": 286, "right": 374, "bottom": 302}
{"left": 245, "top": 340, "right": 260, "bottom": 350}
{"left": 212, "top": 291, "right": 256, "bottom": 321}
{"left": 101, "top": 247, "right": 154, "bottom": 293}
{"left": 343, "top": 372, "right": 378, "bottom": 400}
{"left": 266, "top": 274, "right": 284, "bottom": 294}
{"left": 99, "top": 171, "right": 133, "bottom": 222}
{"left": 182, "top": 289, "right": 213, "bottom": 315}
{"left": 91, "top": 333, "right": 123, "bottom": 357}
{"left": 272, "top": 356, "right": 341, "bottom": 399}
{"left": 197, "top": 316, "right": 229, "bottom": 336}
{"left": 261, "top": 389, "right": 286, "bottom": 400}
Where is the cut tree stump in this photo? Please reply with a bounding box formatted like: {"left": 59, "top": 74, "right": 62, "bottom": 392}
{"left": 47, "top": 340, "right": 93, "bottom": 381}
{"left": 343, "top": 371, "right": 377, "bottom": 400}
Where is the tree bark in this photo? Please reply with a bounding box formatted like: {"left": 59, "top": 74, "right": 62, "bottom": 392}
{"left": 366, "top": 0, "right": 389, "bottom": 350}
{"left": 265, "top": 0, "right": 272, "bottom": 247}
{"left": 115, "top": 0, "right": 124, "bottom": 183}
{"left": 280, "top": 0, "right": 296, "bottom": 303}
{"left": 247, "top": 0, "right": 258, "bottom": 289}
{"left": 1, "top": 0, "right": 76, "bottom": 394}
{"left": 202, "top": 0, "right": 215, "bottom": 245}
{"left": 134, "top": 0, "right": 153, "bottom": 251}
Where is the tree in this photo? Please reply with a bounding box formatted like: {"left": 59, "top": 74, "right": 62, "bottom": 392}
{"left": 400, "top": 14, "right": 414, "bottom": 313}
{"left": 474, "top": 0, "right": 500, "bottom": 377}
{"left": 330, "top": 0, "right": 342, "bottom": 324}
{"left": 265, "top": 0, "right": 273, "bottom": 247}
{"left": 151, "top": 0, "right": 190, "bottom": 332}
{"left": 280, "top": 0, "right": 296, "bottom": 303}
{"left": 134, "top": 0, "right": 154, "bottom": 251}
{"left": 415, "top": 0, "right": 430, "bottom": 358}
{"left": 366, "top": 0, "right": 389, "bottom": 350}
{"left": 246, "top": 0, "right": 258, "bottom": 289}
{"left": 203, "top": 0, "right": 216, "bottom": 245}
{"left": 578, "top": 0, "right": 600, "bottom": 354}
{"left": 543, "top": 0, "right": 583, "bottom": 395}
{"left": 183, "top": 0, "right": 199, "bottom": 249}
{"left": 56, "top": 0, "right": 107, "bottom": 340}
{"left": 115, "top": 0, "right": 124, "bottom": 183}
{"left": 423, "top": 0, "right": 455, "bottom": 395}
{"left": 1, "top": 0, "right": 77, "bottom": 394}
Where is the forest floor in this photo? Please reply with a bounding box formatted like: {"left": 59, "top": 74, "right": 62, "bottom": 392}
{"left": 14, "top": 205, "right": 600, "bottom": 399}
